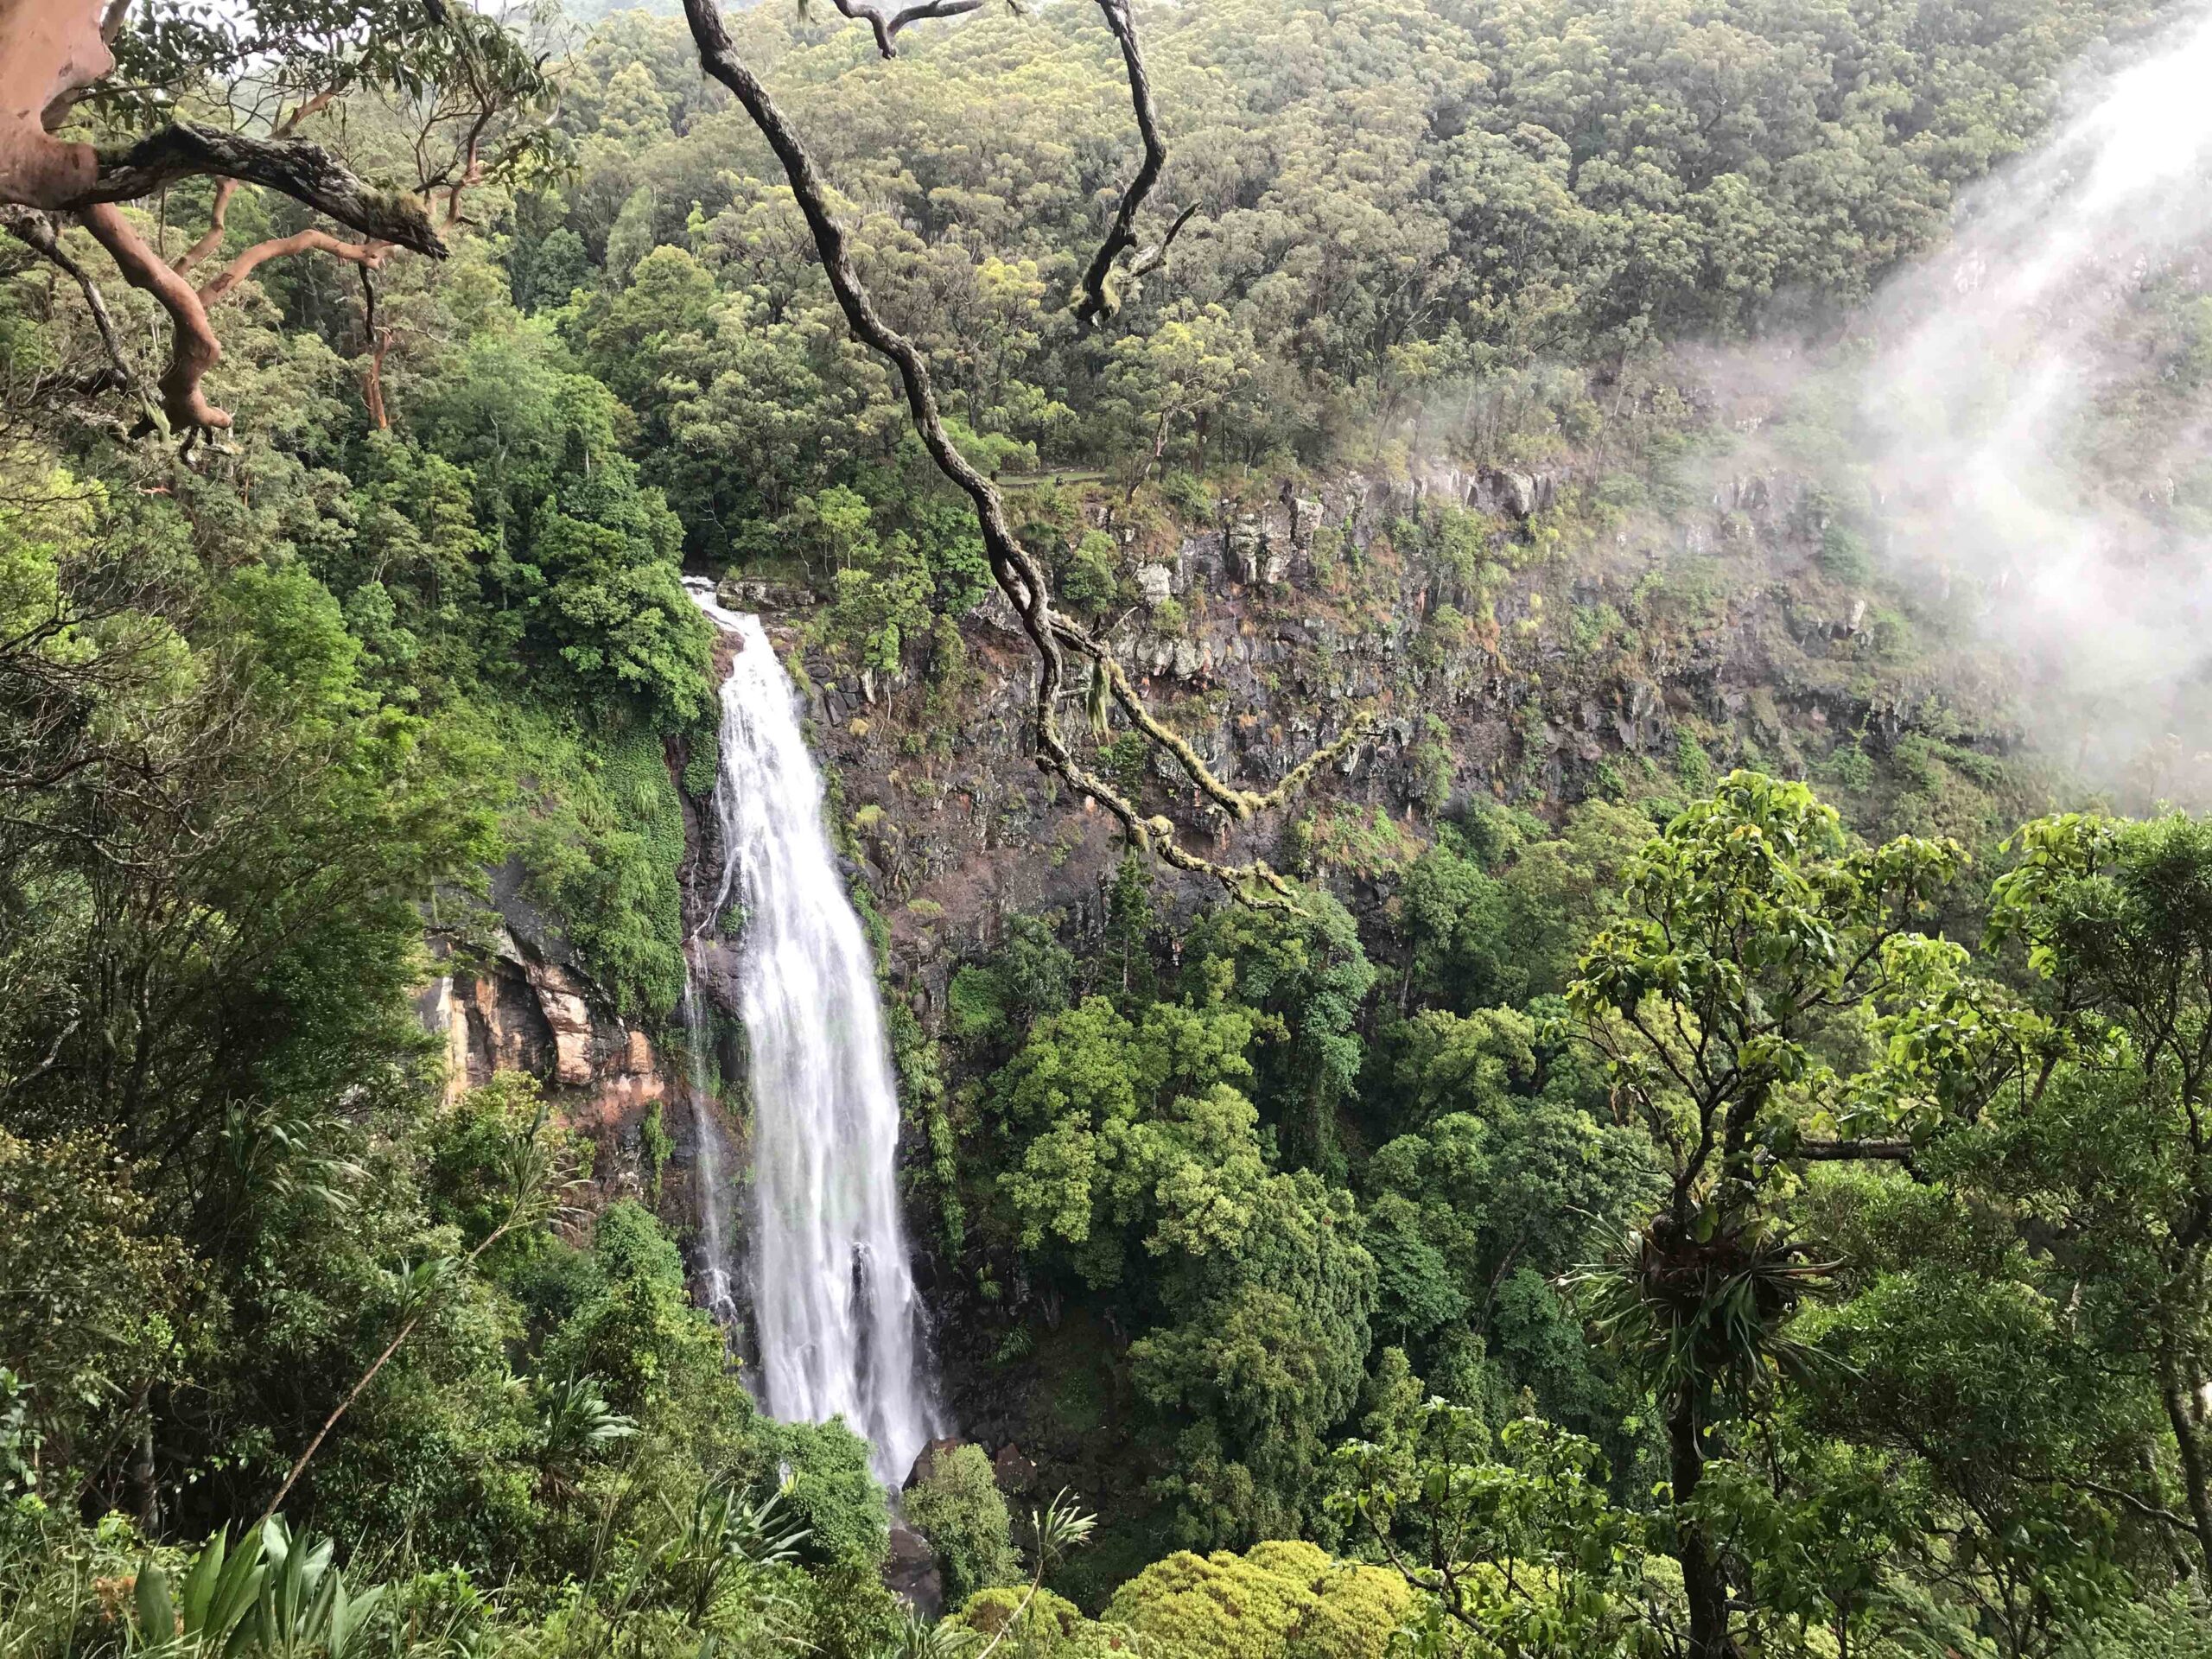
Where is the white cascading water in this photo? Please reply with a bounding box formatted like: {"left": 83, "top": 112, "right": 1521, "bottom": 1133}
{"left": 681, "top": 580, "right": 939, "bottom": 1488}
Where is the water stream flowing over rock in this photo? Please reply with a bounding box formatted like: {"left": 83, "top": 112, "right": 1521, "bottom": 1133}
{"left": 682, "top": 581, "right": 940, "bottom": 1488}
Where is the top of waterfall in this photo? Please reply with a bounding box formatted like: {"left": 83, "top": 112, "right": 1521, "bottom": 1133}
{"left": 683, "top": 578, "right": 760, "bottom": 637}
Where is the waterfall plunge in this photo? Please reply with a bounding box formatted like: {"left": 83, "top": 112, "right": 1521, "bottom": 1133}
{"left": 681, "top": 581, "right": 939, "bottom": 1489}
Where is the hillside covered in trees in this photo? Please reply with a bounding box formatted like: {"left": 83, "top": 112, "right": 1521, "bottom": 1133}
{"left": 6, "top": 0, "right": 2212, "bottom": 1656}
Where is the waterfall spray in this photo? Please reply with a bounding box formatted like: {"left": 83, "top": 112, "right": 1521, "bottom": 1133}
{"left": 1845, "top": 4, "right": 2212, "bottom": 783}
{"left": 680, "top": 580, "right": 940, "bottom": 1489}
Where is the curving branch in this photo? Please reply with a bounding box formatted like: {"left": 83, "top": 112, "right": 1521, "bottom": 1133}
{"left": 199, "top": 228, "right": 390, "bottom": 305}
{"left": 680, "top": 0, "right": 1364, "bottom": 904}
{"left": 78, "top": 125, "right": 446, "bottom": 257}
{"left": 78, "top": 201, "right": 228, "bottom": 432}
{"left": 821, "top": 0, "right": 986, "bottom": 59}
{"left": 171, "top": 178, "right": 239, "bottom": 276}
{"left": 1072, "top": 0, "right": 1168, "bottom": 328}
{"left": 1125, "top": 200, "right": 1196, "bottom": 283}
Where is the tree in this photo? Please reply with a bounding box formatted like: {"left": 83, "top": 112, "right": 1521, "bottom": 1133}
{"left": 675, "top": 0, "right": 1368, "bottom": 901}
{"left": 1334, "top": 1408, "right": 1660, "bottom": 1658}
{"left": 1180, "top": 888, "right": 1376, "bottom": 1174}
{"left": 1974, "top": 811, "right": 2212, "bottom": 1585}
{"left": 1561, "top": 772, "right": 1976, "bottom": 1658}
{"left": 1103, "top": 1537, "right": 1410, "bottom": 1659}
{"left": 906, "top": 1443, "right": 1020, "bottom": 1606}
{"left": 1, "top": 0, "right": 557, "bottom": 434}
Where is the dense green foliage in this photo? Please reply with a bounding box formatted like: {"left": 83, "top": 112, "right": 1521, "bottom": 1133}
{"left": 6, "top": 0, "right": 2212, "bottom": 1655}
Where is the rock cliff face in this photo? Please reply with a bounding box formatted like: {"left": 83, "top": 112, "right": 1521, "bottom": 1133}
{"left": 414, "top": 937, "right": 660, "bottom": 1112}
{"left": 758, "top": 457, "right": 2012, "bottom": 1023}
{"left": 413, "top": 930, "right": 677, "bottom": 1209}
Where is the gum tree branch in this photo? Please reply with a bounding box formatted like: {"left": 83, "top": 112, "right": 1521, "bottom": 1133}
{"left": 679, "top": 0, "right": 1363, "bottom": 905}
{"left": 78, "top": 200, "right": 227, "bottom": 431}
{"left": 824, "top": 0, "right": 986, "bottom": 59}
{"left": 200, "top": 228, "right": 390, "bottom": 305}
{"left": 0, "top": 204, "right": 137, "bottom": 394}
{"left": 3, "top": 9, "right": 447, "bottom": 440}
{"left": 1073, "top": 0, "right": 1167, "bottom": 328}
{"left": 77, "top": 125, "right": 446, "bottom": 257}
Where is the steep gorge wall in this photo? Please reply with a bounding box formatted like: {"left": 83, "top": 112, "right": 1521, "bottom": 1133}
{"left": 413, "top": 444, "right": 2019, "bottom": 1322}
{"left": 776, "top": 455, "right": 2017, "bottom": 1013}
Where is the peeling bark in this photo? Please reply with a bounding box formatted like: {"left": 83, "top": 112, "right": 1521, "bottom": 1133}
{"left": 78, "top": 201, "right": 229, "bottom": 431}
{"left": 0, "top": 0, "right": 114, "bottom": 208}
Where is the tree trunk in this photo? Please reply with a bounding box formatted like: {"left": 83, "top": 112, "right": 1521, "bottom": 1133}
{"left": 129, "top": 1382, "right": 158, "bottom": 1534}
{"left": 362, "top": 331, "right": 390, "bottom": 431}
{"left": 2160, "top": 1354, "right": 2212, "bottom": 1585}
{"left": 1669, "top": 1378, "right": 1739, "bottom": 1659}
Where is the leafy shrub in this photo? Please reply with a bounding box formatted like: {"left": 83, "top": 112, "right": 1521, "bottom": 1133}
{"left": 904, "top": 1443, "right": 1019, "bottom": 1606}
{"left": 1104, "top": 1540, "right": 1411, "bottom": 1659}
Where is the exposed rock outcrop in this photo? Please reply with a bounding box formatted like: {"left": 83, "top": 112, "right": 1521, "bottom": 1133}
{"left": 415, "top": 932, "right": 667, "bottom": 1132}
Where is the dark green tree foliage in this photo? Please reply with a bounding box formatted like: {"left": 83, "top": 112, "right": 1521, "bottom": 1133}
{"left": 948, "top": 914, "right": 1079, "bottom": 1061}
{"left": 1180, "top": 889, "right": 1376, "bottom": 1175}
{"left": 905, "top": 1442, "right": 1020, "bottom": 1606}
{"left": 979, "top": 984, "right": 1377, "bottom": 1545}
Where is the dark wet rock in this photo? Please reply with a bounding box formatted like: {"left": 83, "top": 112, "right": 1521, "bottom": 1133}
{"left": 992, "top": 1442, "right": 1037, "bottom": 1495}
{"left": 885, "top": 1524, "right": 942, "bottom": 1618}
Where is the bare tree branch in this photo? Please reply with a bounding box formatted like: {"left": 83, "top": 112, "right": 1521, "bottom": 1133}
{"left": 679, "top": 0, "right": 1364, "bottom": 904}
{"left": 78, "top": 125, "right": 446, "bottom": 257}
{"left": 823, "top": 0, "right": 986, "bottom": 59}
{"left": 77, "top": 200, "right": 227, "bottom": 431}
{"left": 171, "top": 178, "right": 239, "bottom": 276}
{"left": 0, "top": 204, "right": 137, "bottom": 394}
{"left": 1073, "top": 0, "right": 1167, "bottom": 328}
{"left": 1126, "top": 200, "right": 1195, "bottom": 283}
{"left": 200, "top": 228, "right": 390, "bottom": 305}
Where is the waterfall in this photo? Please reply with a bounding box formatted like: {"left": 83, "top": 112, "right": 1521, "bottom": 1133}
{"left": 680, "top": 580, "right": 940, "bottom": 1489}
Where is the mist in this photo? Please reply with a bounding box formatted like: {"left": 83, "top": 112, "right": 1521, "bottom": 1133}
{"left": 1847, "top": 3, "right": 2212, "bottom": 799}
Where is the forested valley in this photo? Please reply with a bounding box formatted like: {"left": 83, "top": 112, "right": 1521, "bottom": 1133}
{"left": 7, "top": 0, "right": 2212, "bottom": 1655}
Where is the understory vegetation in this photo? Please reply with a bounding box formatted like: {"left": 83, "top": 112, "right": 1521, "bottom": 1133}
{"left": 5, "top": 0, "right": 2212, "bottom": 1655}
